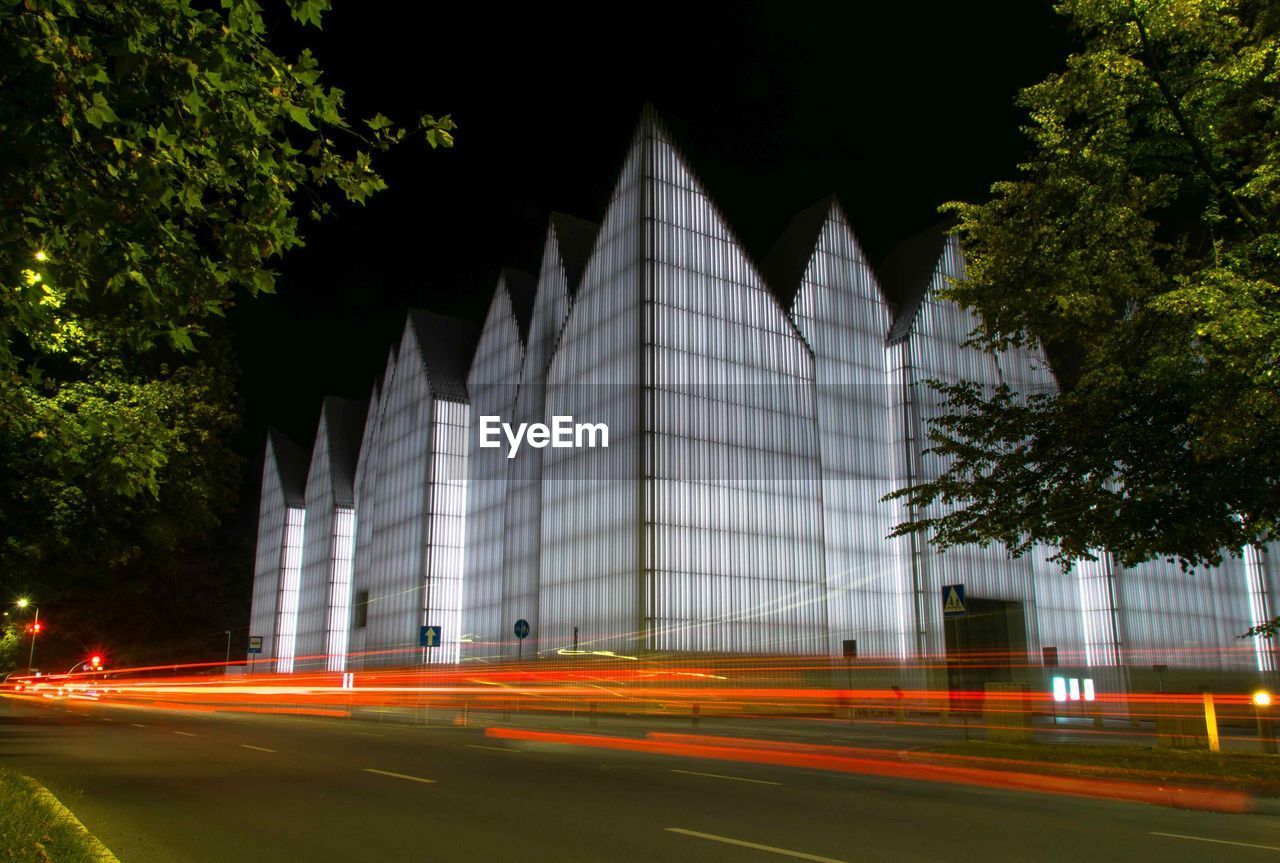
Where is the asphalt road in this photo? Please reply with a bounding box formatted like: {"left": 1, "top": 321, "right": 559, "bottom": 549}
{"left": 2, "top": 695, "right": 1278, "bottom": 862}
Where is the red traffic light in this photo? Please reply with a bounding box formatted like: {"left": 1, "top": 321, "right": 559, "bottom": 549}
{"left": 28, "top": 622, "right": 42, "bottom": 634}
{"left": 89, "top": 655, "right": 102, "bottom": 668}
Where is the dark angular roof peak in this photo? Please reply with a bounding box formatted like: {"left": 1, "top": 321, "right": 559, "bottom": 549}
{"left": 879, "top": 220, "right": 953, "bottom": 344}
{"left": 549, "top": 213, "right": 599, "bottom": 298}
{"left": 267, "top": 429, "right": 309, "bottom": 507}
{"left": 322, "top": 397, "right": 368, "bottom": 507}
{"left": 498, "top": 268, "right": 537, "bottom": 346}
{"left": 407, "top": 310, "right": 480, "bottom": 402}
{"left": 763, "top": 195, "right": 840, "bottom": 311}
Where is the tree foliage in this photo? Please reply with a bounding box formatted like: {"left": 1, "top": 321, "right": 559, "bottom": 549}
{"left": 0, "top": 0, "right": 453, "bottom": 586}
{"left": 890, "top": 1, "right": 1279, "bottom": 577}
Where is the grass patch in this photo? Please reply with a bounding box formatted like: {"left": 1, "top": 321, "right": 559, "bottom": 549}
{"left": 923, "top": 741, "right": 1280, "bottom": 793}
{"left": 0, "top": 767, "right": 111, "bottom": 863}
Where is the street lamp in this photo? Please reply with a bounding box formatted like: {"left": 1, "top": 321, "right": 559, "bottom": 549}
{"left": 15, "top": 599, "right": 39, "bottom": 673}
{"left": 1255, "top": 689, "right": 1276, "bottom": 755}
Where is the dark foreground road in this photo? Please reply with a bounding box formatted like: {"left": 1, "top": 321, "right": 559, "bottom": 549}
{"left": 2, "top": 695, "right": 1277, "bottom": 862}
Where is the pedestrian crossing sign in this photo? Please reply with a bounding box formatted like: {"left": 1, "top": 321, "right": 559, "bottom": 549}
{"left": 942, "top": 584, "right": 966, "bottom": 617}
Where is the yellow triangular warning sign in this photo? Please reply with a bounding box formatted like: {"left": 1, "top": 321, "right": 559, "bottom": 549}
{"left": 943, "top": 587, "right": 965, "bottom": 614}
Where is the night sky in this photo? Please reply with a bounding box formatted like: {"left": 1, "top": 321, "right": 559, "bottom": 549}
{"left": 229, "top": 1, "right": 1069, "bottom": 509}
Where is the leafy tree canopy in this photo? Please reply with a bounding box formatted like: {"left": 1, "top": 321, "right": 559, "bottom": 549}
{"left": 889, "top": 1, "right": 1279, "bottom": 579}
{"left": 0, "top": 0, "right": 453, "bottom": 590}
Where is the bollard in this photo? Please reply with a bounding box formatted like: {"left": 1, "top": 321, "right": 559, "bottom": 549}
{"left": 692, "top": 703, "right": 700, "bottom": 728}
{"left": 892, "top": 685, "right": 906, "bottom": 722}
{"left": 590, "top": 701, "right": 598, "bottom": 726}
{"left": 1202, "top": 692, "right": 1220, "bottom": 753}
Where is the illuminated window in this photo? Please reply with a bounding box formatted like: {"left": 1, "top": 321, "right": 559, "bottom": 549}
{"left": 354, "top": 590, "right": 369, "bottom": 629}
{"left": 324, "top": 507, "right": 356, "bottom": 671}
{"left": 423, "top": 400, "right": 470, "bottom": 664}
{"left": 1052, "top": 676, "right": 1067, "bottom": 702}
{"left": 273, "top": 506, "right": 306, "bottom": 673}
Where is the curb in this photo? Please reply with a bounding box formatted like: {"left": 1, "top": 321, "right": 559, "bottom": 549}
{"left": 30, "top": 782, "right": 120, "bottom": 863}
{"left": 1252, "top": 795, "right": 1280, "bottom": 816}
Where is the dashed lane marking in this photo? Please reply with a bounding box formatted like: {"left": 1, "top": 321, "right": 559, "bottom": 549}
{"left": 670, "top": 769, "right": 782, "bottom": 786}
{"left": 665, "top": 828, "right": 848, "bottom": 863}
{"left": 1150, "top": 833, "right": 1280, "bottom": 852}
{"left": 363, "top": 768, "right": 435, "bottom": 784}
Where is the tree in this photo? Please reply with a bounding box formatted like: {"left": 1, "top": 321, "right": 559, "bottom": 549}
{"left": 0, "top": 0, "right": 454, "bottom": 587}
{"left": 889, "top": 1, "right": 1279, "bottom": 584}
{"left": 0, "top": 622, "right": 21, "bottom": 673}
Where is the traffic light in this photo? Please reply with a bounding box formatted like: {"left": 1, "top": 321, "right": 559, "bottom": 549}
{"left": 89, "top": 655, "right": 102, "bottom": 669}
{"left": 27, "top": 621, "right": 42, "bottom": 634}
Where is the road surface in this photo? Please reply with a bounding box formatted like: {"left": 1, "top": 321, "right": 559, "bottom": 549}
{"left": 1, "top": 695, "right": 1277, "bottom": 862}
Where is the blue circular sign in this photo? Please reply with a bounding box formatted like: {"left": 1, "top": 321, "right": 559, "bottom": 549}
{"left": 514, "top": 619, "right": 530, "bottom": 639}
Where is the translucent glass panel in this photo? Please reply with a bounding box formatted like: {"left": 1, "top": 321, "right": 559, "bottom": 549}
{"left": 462, "top": 284, "right": 524, "bottom": 656}
{"left": 423, "top": 400, "right": 470, "bottom": 664}
{"left": 540, "top": 141, "right": 644, "bottom": 655}
{"left": 646, "top": 132, "right": 828, "bottom": 654}
{"left": 360, "top": 324, "right": 435, "bottom": 666}
{"left": 502, "top": 235, "right": 573, "bottom": 657}
{"left": 791, "top": 206, "right": 908, "bottom": 658}
{"left": 350, "top": 355, "right": 396, "bottom": 664}
{"left": 1249, "top": 543, "right": 1279, "bottom": 672}
{"left": 898, "top": 236, "right": 1082, "bottom": 663}
{"left": 1075, "top": 557, "right": 1120, "bottom": 667}
{"left": 273, "top": 507, "right": 306, "bottom": 673}
{"left": 296, "top": 416, "right": 335, "bottom": 671}
{"left": 249, "top": 442, "right": 287, "bottom": 663}
{"left": 1115, "top": 556, "right": 1255, "bottom": 670}
{"left": 324, "top": 507, "right": 356, "bottom": 672}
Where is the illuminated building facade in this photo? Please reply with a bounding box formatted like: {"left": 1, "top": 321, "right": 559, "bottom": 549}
{"left": 249, "top": 111, "right": 1279, "bottom": 680}
{"left": 248, "top": 430, "right": 308, "bottom": 670}
{"left": 295, "top": 397, "right": 366, "bottom": 673}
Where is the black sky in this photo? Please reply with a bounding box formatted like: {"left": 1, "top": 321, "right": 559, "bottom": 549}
{"left": 229, "top": 1, "right": 1069, "bottom": 486}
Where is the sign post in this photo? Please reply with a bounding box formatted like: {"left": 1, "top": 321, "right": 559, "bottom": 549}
{"left": 842, "top": 639, "right": 857, "bottom": 723}
{"left": 941, "top": 585, "right": 966, "bottom": 725}
{"left": 247, "top": 636, "right": 262, "bottom": 670}
{"left": 514, "top": 619, "right": 530, "bottom": 663}
{"left": 419, "top": 625, "right": 441, "bottom": 648}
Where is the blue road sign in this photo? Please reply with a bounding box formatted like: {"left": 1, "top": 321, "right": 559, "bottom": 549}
{"left": 248, "top": 636, "right": 263, "bottom": 654}
{"left": 942, "top": 584, "right": 966, "bottom": 617}
{"left": 420, "top": 625, "right": 442, "bottom": 648}
{"left": 514, "top": 619, "right": 530, "bottom": 639}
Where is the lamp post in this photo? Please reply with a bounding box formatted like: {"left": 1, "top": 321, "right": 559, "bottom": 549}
{"left": 16, "top": 599, "right": 39, "bottom": 673}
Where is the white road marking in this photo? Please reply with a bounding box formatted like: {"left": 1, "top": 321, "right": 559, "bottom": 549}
{"left": 100, "top": 717, "right": 115, "bottom": 722}
{"left": 239, "top": 744, "right": 276, "bottom": 753}
{"left": 670, "top": 769, "right": 781, "bottom": 786}
{"left": 173, "top": 731, "right": 196, "bottom": 737}
{"left": 131, "top": 723, "right": 146, "bottom": 728}
{"left": 351, "top": 732, "right": 385, "bottom": 737}
{"left": 467, "top": 744, "right": 520, "bottom": 753}
{"left": 1150, "top": 832, "right": 1280, "bottom": 852}
{"left": 665, "top": 828, "right": 847, "bottom": 863}
{"left": 363, "top": 768, "right": 435, "bottom": 784}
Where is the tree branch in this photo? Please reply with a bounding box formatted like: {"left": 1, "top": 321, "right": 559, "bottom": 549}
{"left": 1128, "top": 0, "right": 1261, "bottom": 236}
